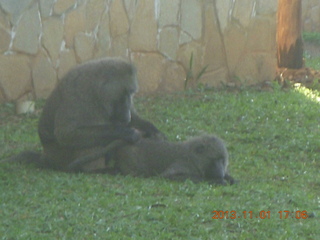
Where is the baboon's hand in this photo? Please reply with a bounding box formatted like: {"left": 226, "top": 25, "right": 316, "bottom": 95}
{"left": 141, "top": 125, "right": 167, "bottom": 140}
{"left": 144, "top": 131, "right": 167, "bottom": 141}
{"left": 122, "top": 128, "right": 142, "bottom": 143}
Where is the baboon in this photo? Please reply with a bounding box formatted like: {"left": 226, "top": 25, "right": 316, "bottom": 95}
{"left": 113, "top": 135, "right": 235, "bottom": 185}
{"left": 4, "top": 58, "right": 164, "bottom": 172}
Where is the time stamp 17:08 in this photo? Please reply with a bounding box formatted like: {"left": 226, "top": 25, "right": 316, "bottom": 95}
{"left": 212, "top": 210, "right": 309, "bottom": 219}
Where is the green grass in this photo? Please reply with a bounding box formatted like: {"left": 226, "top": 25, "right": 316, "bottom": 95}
{"left": 1, "top": 85, "right": 320, "bottom": 239}
{"left": 303, "top": 31, "right": 320, "bottom": 70}
{"left": 305, "top": 57, "right": 320, "bottom": 70}
{"left": 303, "top": 32, "right": 320, "bottom": 45}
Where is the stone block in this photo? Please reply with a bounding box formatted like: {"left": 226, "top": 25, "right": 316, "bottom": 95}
{"left": 40, "top": 0, "right": 55, "bottom": 18}
{"left": 0, "top": 26, "right": 10, "bottom": 53}
{"left": 311, "top": 6, "right": 320, "bottom": 28}
{"left": 179, "top": 31, "right": 193, "bottom": 45}
{"left": 0, "top": 54, "right": 32, "bottom": 101}
{"left": 203, "top": 3, "right": 228, "bottom": 72}
{"left": 159, "top": 27, "right": 179, "bottom": 60}
{"left": 246, "top": 18, "right": 276, "bottom": 52}
{"left": 161, "top": 62, "right": 185, "bottom": 92}
{"left": 124, "top": 0, "right": 138, "bottom": 21}
{"left": 95, "top": 12, "right": 111, "bottom": 58}
{"left": 0, "top": 87, "right": 5, "bottom": 103}
{"left": 224, "top": 24, "right": 247, "bottom": 72}
{"left": 131, "top": 53, "right": 166, "bottom": 93}
{"left": 159, "top": 0, "right": 179, "bottom": 27}
{"left": 58, "top": 50, "right": 77, "bottom": 80}
{"left": 0, "top": 0, "right": 33, "bottom": 24}
{"left": 215, "top": 0, "right": 232, "bottom": 31}
{"left": 181, "top": 0, "right": 202, "bottom": 40}
{"left": 110, "top": 34, "right": 129, "bottom": 58}
{"left": 13, "top": 4, "right": 41, "bottom": 55}
{"left": 177, "top": 41, "right": 203, "bottom": 76}
{"left": 32, "top": 51, "right": 57, "bottom": 99}
{"left": 15, "top": 100, "right": 35, "bottom": 114}
{"left": 129, "top": 0, "right": 157, "bottom": 51}
{"left": 77, "top": 0, "right": 87, "bottom": 5}
{"left": 256, "top": 0, "right": 277, "bottom": 15}
{"left": 86, "top": 0, "right": 106, "bottom": 31}
{"left": 65, "top": 5, "right": 86, "bottom": 47}
{"left": 301, "top": 1, "right": 309, "bottom": 21}
{"left": 234, "top": 53, "right": 277, "bottom": 85}
{"left": 0, "top": 7, "right": 10, "bottom": 29}
{"left": 54, "top": 0, "right": 76, "bottom": 15}
{"left": 42, "top": 17, "right": 64, "bottom": 64}
{"left": 303, "top": 19, "right": 313, "bottom": 32}
{"left": 110, "top": 0, "right": 129, "bottom": 37}
{"left": 199, "top": 68, "right": 229, "bottom": 87}
{"left": 233, "top": 0, "right": 255, "bottom": 28}
{"left": 74, "top": 33, "right": 95, "bottom": 62}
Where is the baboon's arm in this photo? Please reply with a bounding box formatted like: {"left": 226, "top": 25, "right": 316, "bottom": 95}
{"left": 54, "top": 124, "right": 140, "bottom": 149}
{"left": 130, "top": 111, "right": 165, "bottom": 138}
{"left": 66, "top": 139, "right": 126, "bottom": 172}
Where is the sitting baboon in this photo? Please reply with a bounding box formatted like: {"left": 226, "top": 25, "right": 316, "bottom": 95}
{"left": 113, "top": 135, "right": 235, "bottom": 185}
{"left": 4, "top": 58, "right": 164, "bottom": 172}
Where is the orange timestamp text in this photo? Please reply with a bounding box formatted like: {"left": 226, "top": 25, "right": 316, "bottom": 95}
{"left": 212, "top": 210, "right": 309, "bottom": 219}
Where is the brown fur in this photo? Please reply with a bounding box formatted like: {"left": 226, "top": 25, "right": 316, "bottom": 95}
{"left": 114, "top": 135, "right": 235, "bottom": 185}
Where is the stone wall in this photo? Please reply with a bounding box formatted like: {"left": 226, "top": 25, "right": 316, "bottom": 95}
{"left": 302, "top": 0, "right": 320, "bottom": 32}
{"left": 0, "top": 0, "right": 279, "bottom": 103}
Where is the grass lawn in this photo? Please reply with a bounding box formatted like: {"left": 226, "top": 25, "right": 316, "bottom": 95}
{"left": 0, "top": 68, "right": 319, "bottom": 239}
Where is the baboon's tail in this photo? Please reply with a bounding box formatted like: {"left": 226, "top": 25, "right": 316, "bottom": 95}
{"left": 1, "top": 151, "right": 41, "bottom": 165}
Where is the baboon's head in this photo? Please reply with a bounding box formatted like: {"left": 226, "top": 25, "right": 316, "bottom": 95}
{"left": 84, "top": 58, "right": 138, "bottom": 125}
{"left": 189, "top": 135, "right": 229, "bottom": 184}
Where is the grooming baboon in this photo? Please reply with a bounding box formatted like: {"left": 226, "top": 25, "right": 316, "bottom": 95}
{"left": 113, "top": 135, "right": 235, "bottom": 185}
{"left": 4, "top": 58, "right": 164, "bottom": 172}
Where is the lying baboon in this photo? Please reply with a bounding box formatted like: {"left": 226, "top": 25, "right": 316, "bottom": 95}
{"left": 113, "top": 135, "right": 235, "bottom": 185}
{"left": 3, "top": 58, "right": 164, "bottom": 172}
{"left": 66, "top": 131, "right": 166, "bottom": 172}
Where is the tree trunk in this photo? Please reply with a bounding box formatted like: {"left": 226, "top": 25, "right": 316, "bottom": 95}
{"left": 277, "top": 0, "right": 303, "bottom": 69}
